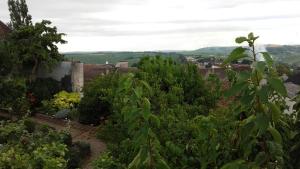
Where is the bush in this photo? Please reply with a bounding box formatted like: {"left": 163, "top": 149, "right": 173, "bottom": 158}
{"left": 92, "top": 152, "right": 124, "bottom": 169}
{"left": 0, "top": 119, "right": 69, "bottom": 168}
{"left": 37, "top": 91, "right": 80, "bottom": 116}
{"left": 60, "top": 131, "right": 73, "bottom": 146}
{"left": 27, "top": 78, "right": 61, "bottom": 105}
{"left": 24, "top": 119, "right": 36, "bottom": 133}
{"left": 78, "top": 74, "right": 120, "bottom": 124}
{"left": 67, "top": 145, "right": 81, "bottom": 169}
{"left": 67, "top": 141, "right": 91, "bottom": 168}
{"left": 74, "top": 141, "right": 91, "bottom": 157}
{"left": 0, "top": 77, "right": 29, "bottom": 116}
{"left": 52, "top": 91, "right": 80, "bottom": 110}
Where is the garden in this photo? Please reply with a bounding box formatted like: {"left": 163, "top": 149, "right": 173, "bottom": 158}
{"left": 0, "top": 0, "right": 300, "bottom": 169}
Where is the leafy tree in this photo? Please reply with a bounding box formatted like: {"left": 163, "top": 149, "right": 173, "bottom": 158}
{"left": 7, "top": 20, "right": 66, "bottom": 81}
{"left": 8, "top": 0, "right": 32, "bottom": 29}
{"left": 0, "top": 40, "right": 14, "bottom": 76}
{"left": 5, "top": 0, "right": 66, "bottom": 81}
{"left": 95, "top": 34, "right": 300, "bottom": 169}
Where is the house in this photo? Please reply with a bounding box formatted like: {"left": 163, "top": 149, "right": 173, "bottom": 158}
{"left": 115, "top": 61, "right": 129, "bottom": 68}
{"left": 83, "top": 64, "right": 115, "bottom": 83}
{"left": 185, "top": 56, "right": 198, "bottom": 63}
{"left": 0, "top": 21, "right": 10, "bottom": 39}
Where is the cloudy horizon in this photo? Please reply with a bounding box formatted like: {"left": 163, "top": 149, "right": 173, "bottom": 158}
{"left": 1, "top": 0, "right": 300, "bottom": 52}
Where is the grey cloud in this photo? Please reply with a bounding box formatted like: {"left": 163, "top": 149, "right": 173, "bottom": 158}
{"left": 208, "top": 0, "right": 298, "bottom": 9}
{"left": 65, "top": 25, "right": 247, "bottom": 37}
{"left": 53, "top": 14, "right": 299, "bottom": 37}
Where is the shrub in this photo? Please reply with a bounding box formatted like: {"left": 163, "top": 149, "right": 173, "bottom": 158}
{"left": 23, "top": 119, "right": 36, "bottom": 133}
{"left": 67, "top": 141, "right": 91, "bottom": 168}
{"left": 92, "top": 152, "right": 125, "bottom": 169}
{"left": 52, "top": 91, "right": 80, "bottom": 110}
{"left": 67, "top": 145, "right": 81, "bottom": 169}
{"left": 60, "top": 131, "right": 73, "bottom": 146}
{"left": 0, "top": 77, "right": 29, "bottom": 116}
{"left": 73, "top": 141, "right": 91, "bottom": 157}
{"left": 78, "top": 74, "right": 120, "bottom": 124}
{"left": 37, "top": 91, "right": 80, "bottom": 115}
{"left": 0, "top": 119, "right": 69, "bottom": 168}
{"left": 27, "top": 78, "right": 61, "bottom": 105}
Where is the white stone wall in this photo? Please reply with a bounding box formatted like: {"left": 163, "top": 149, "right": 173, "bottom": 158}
{"left": 71, "top": 62, "right": 84, "bottom": 92}
{"left": 37, "top": 61, "right": 84, "bottom": 92}
{"left": 37, "top": 61, "right": 72, "bottom": 81}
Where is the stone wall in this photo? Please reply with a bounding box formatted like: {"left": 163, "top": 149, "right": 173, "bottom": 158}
{"left": 37, "top": 61, "right": 84, "bottom": 92}
{"left": 71, "top": 62, "right": 84, "bottom": 92}
{"left": 37, "top": 61, "right": 72, "bottom": 81}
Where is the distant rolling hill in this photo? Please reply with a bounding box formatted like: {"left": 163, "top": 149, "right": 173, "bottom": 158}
{"left": 64, "top": 45, "right": 300, "bottom": 66}
{"left": 64, "top": 51, "right": 183, "bottom": 66}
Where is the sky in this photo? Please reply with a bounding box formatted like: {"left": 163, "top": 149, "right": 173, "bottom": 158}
{"left": 1, "top": 0, "right": 300, "bottom": 52}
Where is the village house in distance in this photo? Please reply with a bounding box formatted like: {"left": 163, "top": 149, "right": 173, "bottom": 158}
{"left": 0, "top": 20, "right": 10, "bottom": 39}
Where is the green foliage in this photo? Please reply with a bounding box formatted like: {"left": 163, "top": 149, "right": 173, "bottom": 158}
{"left": 0, "top": 40, "right": 16, "bottom": 76}
{"left": 93, "top": 152, "right": 125, "bottom": 169}
{"left": 28, "top": 78, "right": 61, "bottom": 105}
{"left": 94, "top": 34, "right": 300, "bottom": 169}
{"left": 276, "top": 62, "right": 292, "bottom": 76}
{"left": 67, "top": 141, "right": 91, "bottom": 168}
{"left": 0, "top": 119, "right": 69, "bottom": 169}
{"left": 0, "top": 77, "right": 29, "bottom": 116}
{"left": 117, "top": 74, "right": 170, "bottom": 169}
{"left": 222, "top": 32, "right": 288, "bottom": 168}
{"left": 8, "top": 0, "right": 32, "bottom": 29}
{"left": 78, "top": 73, "right": 120, "bottom": 124}
{"left": 65, "top": 52, "right": 183, "bottom": 66}
{"left": 96, "top": 56, "right": 221, "bottom": 168}
{"left": 7, "top": 20, "right": 66, "bottom": 81}
{"left": 38, "top": 91, "right": 80, "bottom": 116}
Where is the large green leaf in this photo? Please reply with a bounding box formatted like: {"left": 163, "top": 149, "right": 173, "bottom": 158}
{"left": 257, "top": 86, "right": 269, "bottom": 103}
{"left": 224, "top": 47, "right": 248, "bottom": 65}
{"left": 261, "top": 52, "right": 273, "bottom": 67}
{"left": 255, "top": 61, "right": 266, "bottom": 74}
{"left": 224, "top": 82, "right": 247, "bottom": 97}
{"left": 255, "top": 113, "right": 270, "bottom": 135}
{"left": 235, "top": 37, "right": 248, "bottom": 44}
{"left": 268, "top": 102, "right": 281, "bottom": 123}
{"left": 248, "top": 32, "right": 254, "bottom": 39}
{"left": 268, "top": 126, "right": 282, "bottom": 144}
{"left": 268, "top": 78, "right": 287, "bottom": 97}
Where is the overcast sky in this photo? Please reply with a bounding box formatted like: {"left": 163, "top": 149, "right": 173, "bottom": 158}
{"left": 1, "top": 0, "right": 300, "bottom": 52}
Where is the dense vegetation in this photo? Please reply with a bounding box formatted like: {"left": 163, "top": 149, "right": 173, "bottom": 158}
{"left": 1, "top": 1, "right": 300, "bottom": 169}
{"left": 81, "top": 33, "right": 300, "bottom": 169}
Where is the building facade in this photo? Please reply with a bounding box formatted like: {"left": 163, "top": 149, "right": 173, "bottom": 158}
{"left": 0, "top": 21, "right": 10, "bottom": 39}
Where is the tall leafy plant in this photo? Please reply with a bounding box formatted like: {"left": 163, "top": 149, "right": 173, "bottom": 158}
{"left": 116, "top": 74, "right": 170, "bottom": 169}
{"left": 222, "top": 33, "right": 288, "bottom": 168}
